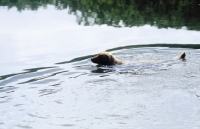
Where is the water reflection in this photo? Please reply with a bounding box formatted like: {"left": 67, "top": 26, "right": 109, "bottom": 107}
{"left": 106, "top": 43, "right": 200, "bottom": 52}
{"left": 1, "top": 0, "right": 200, "bottom": 30}
{"left": 91, "top": 67, "right": 115, "bottom": 73}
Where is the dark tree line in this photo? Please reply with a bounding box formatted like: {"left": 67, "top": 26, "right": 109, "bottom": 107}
{"left": 1, "top": 0, "right": 200, "bottom": 30}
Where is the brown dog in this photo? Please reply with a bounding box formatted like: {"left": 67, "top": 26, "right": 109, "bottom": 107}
{"left": 91, "top": 52, "right": 186, "bottom": 65}
{"left": 179, "top": 52, "right": 186, "bottom": 60}
{"left": 91, "top": 52, "right": 122, "bottom": 65}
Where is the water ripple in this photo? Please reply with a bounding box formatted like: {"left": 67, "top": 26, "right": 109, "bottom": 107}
{"left": 0, "top": 46, "right": 200, "bottom": 129}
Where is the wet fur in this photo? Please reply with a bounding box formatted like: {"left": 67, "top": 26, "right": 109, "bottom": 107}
{"left": 91, "top": 52, "right": 122, "bottom": 65}
{"left": 179, "top": 52, "right": 186, "bottom": 60}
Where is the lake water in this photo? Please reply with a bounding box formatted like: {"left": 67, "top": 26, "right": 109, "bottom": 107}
{"left": 0, "top": 1, "right": 200, "bottom": 129}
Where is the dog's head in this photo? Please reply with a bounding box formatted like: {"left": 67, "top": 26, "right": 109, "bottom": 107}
{"left": 91, "top": 52, "right": 115, "bottom": 65}
{"left": 179, "top": 52, "right": 186, "bottom": 61}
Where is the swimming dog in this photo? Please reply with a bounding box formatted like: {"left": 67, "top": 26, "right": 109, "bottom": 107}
{"left": 91, "top": 52, "right": 186, "bottom": 65}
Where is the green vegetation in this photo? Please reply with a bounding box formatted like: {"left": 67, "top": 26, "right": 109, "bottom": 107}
{"left": 1, "top": 0, "right": 200, "bottom": 30}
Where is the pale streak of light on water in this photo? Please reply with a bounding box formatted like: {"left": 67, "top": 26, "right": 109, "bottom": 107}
{"left": 0, "top": 5, "right": 200, "bottom": 129}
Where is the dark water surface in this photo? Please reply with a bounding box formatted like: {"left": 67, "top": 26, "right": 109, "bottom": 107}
{"left": 0, "top": 1, "right": 200, "bottom": 129}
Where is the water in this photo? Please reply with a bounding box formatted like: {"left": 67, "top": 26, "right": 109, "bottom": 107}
{"left": 0, "top": 1, "right": 200, "bottom": 129}
{"left": 1, "top": 46, "right": 200, "bottom": 129}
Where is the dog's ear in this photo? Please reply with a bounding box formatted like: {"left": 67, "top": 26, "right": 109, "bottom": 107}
{"left": 108, "top": 55, "right": 115, "bottom": 65}
{"left": 99, "top": 54, "right": 113, "bottom": 65}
